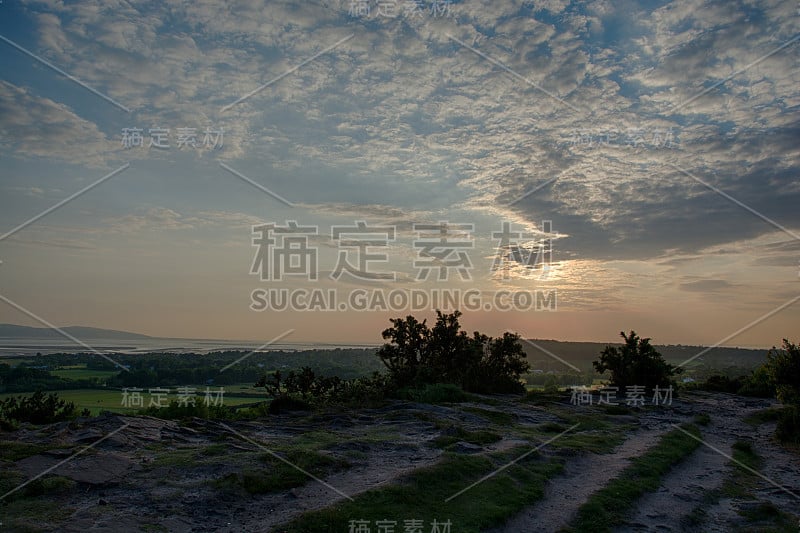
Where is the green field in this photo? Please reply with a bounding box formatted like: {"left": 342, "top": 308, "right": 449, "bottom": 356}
{"left": 0, "top": 389, "right": 265, "bottom": 415}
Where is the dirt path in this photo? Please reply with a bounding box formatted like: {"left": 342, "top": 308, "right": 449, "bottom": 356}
{"left": 614, "top": 393, "right": 754, "bottom": 532}
{"left": 486, "top": 392, "right": 800, "bottom": 533}
{"left": 699, "top": 400, "right": 800, "bottom": 532}
{"left": 486, "top": 408, "right": 692, "bottom": 533}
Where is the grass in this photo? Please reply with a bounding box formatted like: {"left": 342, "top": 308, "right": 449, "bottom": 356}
{"left": 150, "top": 448, "right": 201, "bottom": 467}
{"left": 566, "top": 423, "right": 703, "bottom": 532}
{"left": 18, "top": 475, "right": 76, "bottom": 497}
{"left": 743, "top": 407, "right": 787, "bottom": 426}
{"left": 720, "top": 440, "right": 763, "bottom": 498}
{"left": 0, "top": 498, "right": 75, "bottom": 531}
{"left": 547, "top": 430, "right": 628, "bottom": 454}
{"left": 147, "top": 441, "right": 351, "bottom": 494}
{"left": 736, "top": 501, "right": 799, "bottom": 532}
{"left": 215, "top": 449, "right": 349, "bottom": 495}
{"left": 524, "top": 390, "right": 568, "bottom": 405}
{"left": 539, "top": 421, "right": 569, "bottom": 433}
{"left": 0, "top": 388, "right": 261, "bottom": 416}
{"left": 0, "top": 469, "right": 28, "bottom": 500}
{"left": 520, "top": 410, "right": 630, "bottom": 454}
{"left": 694, "top": 413, "right": 711, "bottom": 426}
{"left": 287, "top": 430, "right": 343, "bottom": 450}
{"left": 0, "top": 440, "right": 49, "bottom": 461}
{"left": 548, "top": 409, "right": 615, "bottom": 432}
{"left": 200, "top": 443, "right": 228, "bottom": 456}
{"left": 432, "top": 425, "right": 503, "bottom": 449}
{"left": 281, "top": 447, "right": 564, "bottom": 532}
{"left": 0, "top": 389, "right": 140, "bottom": 415}
{"left": 0, "top": 472, "right": 76, "bottom": 531}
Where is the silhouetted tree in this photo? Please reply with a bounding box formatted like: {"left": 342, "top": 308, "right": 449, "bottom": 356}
{"left": 377, "top": 314, "right": 431, "bottom": 384}
{"left": 765, "top": 339, "right": 800, "bottom": 406}
{"left": 256, "top": 370, "right": 283, "bottom": 398}
{"left": 765, "top": 339, "right": 800, "bottom": 443}
{"left": 593, "top": 331, "right": 681, "bottom": 394}
{"left": 377, "top": 310, "right": 529, "bottom": 393}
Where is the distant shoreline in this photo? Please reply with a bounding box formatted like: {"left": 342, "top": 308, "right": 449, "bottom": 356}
{"left": 0, "top": 338, "right": 382, "bottom": 357}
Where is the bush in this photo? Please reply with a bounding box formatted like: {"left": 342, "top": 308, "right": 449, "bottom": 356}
{"left": 698, "top": 374, "right": 744, "bottom": 394}
{"left": 332, "top": 372, "right": 394, "bottom": 406}
{"left": 765, "top": 340, "right": 800, "bottom": 406}
{"left": 141, "top": 399, "right": 234, "bottom": 420}
{"left": 257, "top": 367, "right": 391, "bottom": 408}
{"left": 542, "top": 375, "right": 560, "bottom": 394}
{"left": 377, "top": 310, "right": 529, "bottom": 394}
{"left": 593, "top": 331, "right": 682, "bottom": 395}
{"left": 694, "top": 369, "right": 774, "bottom": 398}
{"left": 737, "top": 365, "right": 775, "bottom": 397}
{"left": 0, "top": 391, "right": 78, "bottom": 426}
{"left": 254, "top": 311, "right": 530, "bottom": 408}
{"left": 764, "top": 339, "right": 800, "bottom": 444}
{"left": 775, "top": 406, "right": 800, "bottom": 444}
{"left": 267, "top": 396, "right": 312, "bottom": 414}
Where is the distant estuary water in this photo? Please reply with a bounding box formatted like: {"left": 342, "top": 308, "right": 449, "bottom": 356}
{"left": 0, "top": 337, "right": 379, "bottom": 357}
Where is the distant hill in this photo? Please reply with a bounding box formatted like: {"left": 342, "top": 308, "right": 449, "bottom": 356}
{"left": 0, "top": 323, "right": 770, "bottom": 368}
{"left": 0, "top": 324, "right": 152, "bottom": 340}
{"left": 523, "top": 339, "right": 769, "bottom": 370}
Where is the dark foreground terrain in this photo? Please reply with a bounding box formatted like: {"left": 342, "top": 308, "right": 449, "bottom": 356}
{"left": 2, "top": 391, "right": 798, "bottom": 532}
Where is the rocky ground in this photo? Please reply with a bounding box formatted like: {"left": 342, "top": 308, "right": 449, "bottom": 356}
{"left": 1, "top": 391, "right": 798, "bottom": 532}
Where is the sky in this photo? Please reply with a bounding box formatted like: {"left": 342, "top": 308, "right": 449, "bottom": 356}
{"left": 0, "top": 0, "right": 798, "bottom": 347}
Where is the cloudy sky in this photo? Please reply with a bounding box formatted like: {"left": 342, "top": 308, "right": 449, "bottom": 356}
{"left": 0, "top": 0, "right": 798, "bottom": 347}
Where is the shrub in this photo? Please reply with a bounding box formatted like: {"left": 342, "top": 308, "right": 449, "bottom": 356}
{"left": 267, "top": 396, "right": 311, "bottom": 414}
{"left": 765, "top": 340, "right": 800, "bottom": 406}
{"left": 593, "top": 331, "right": 682, "bottom": 395}
{"left": 542, "top": 375, "right": 559, "bottom": 394}
{"left": 257, "top": 366, "right": 393, "bottom": 410}
{"left": 775, "top": 406, "right": 800, "bottom": 444}
{"left": 764, "top": 339, "right": 800, "bottom": 444}
{"left": 0, "top": 391, "right": 78, "bottom": 426}
{"left": 737, "top": 365, "right": 775, "bottom": 397}
{"left": 695, "top": 370, "right": 774, "bottom": 398}
{"left": 377, "top": 310, "right": 529, "bottom": 394}
{"left": 698, "top": 374, "right": 743, "bottom": 394}
{"left": 141, "top": 400, "right": 232, "bottom": 420}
